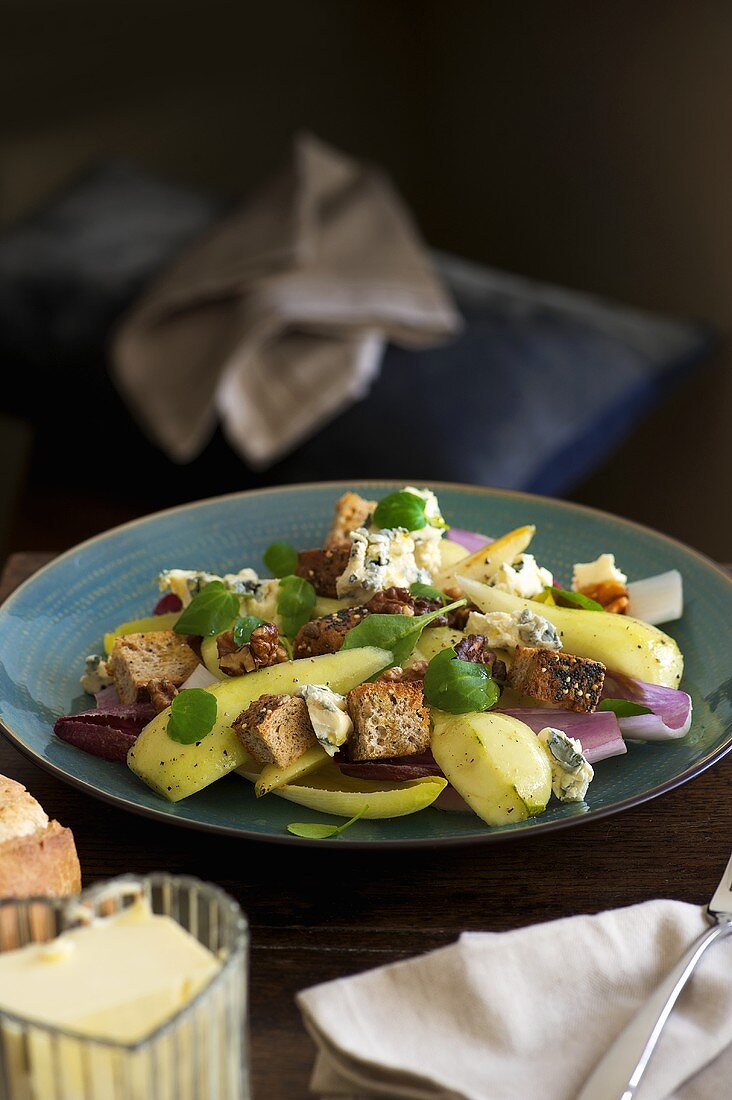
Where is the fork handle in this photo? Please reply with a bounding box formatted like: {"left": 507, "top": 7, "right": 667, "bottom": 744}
{"left": 575, "top": 918, "right": 732, "bottom": 1100}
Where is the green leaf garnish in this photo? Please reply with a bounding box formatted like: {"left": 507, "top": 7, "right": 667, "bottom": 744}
{"left": 278, "top": 575, "right": 317, "bottom": 638}
{"left": 167, "top": 689, "right": 218, "bottom": 744}
{"left": 410, "top": 581, "right": 449, "bottom": 605}
{"left": 547, "top": 585, "right": 605, "bottom": 612}
{"left": 372, "top": 491, "right": 427, "bottom": 531}
{"left": 232, "top": 614, "right": 267, "bottom": 646}
{"left": 286, "top": 804, "right": 369, "bottom": 839}
{"left": 173, "top": 581, "right": 240, "bottom": 637}
{"left": 598, "top": 698, "right": 653, "bottom": 718}
{"left": 423, "top": 646, "right": 500, "bottom": 714}
{"left": 264, "top": 541, "right": 298, "bottom": 578}
{"left": 341, "top": 599, "right": 465, "bottom": 668}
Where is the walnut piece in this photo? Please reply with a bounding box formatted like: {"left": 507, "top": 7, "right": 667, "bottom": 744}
{"left": 147, "top": 678, "right": 179, "bottom": 713}
{"left": 579, "top": 581, "right": 629, "bottom": 615}
{"left": 377, "top": 661, "right": 428, "bottom": 683}
{"left": 453, "top": 635, "right": 507, "bottom": 682}
{"left": 217, "top": 622, "right": 289, "bottom": 677}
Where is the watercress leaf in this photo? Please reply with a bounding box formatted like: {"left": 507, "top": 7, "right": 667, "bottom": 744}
{"left": 286, "top": 804, "right": 369, "bottom": 840}
{"left": 341, "top": 599, "right": 465, "bottom": 667}
{"left": 598, "top": 698, "right": 653, "bottom": 718}
{"left": 264, "top": 541, "right": 298, "bottom": 578}
{"left": 372, "top": 491, "right": 427, "bottom": 532}
{"left": 548, "top": 586, "right": 605, "bottom": 612}
{"left": 173, "top": 581, "right": 240, "bottom": 637}
{"left": 423, "top": 646, "right": 500, "bottom": 714}
{"left": 410, "top": 581, "right": 449, "bottom": 604}
{"left": 278, "top": 575, "right": 317, "bottom": 638}
{"left": 167, "top": 688, "right": 218, "bottom": 744}
{"left": 232, "top": 615, "right": 267, "bottom": 646}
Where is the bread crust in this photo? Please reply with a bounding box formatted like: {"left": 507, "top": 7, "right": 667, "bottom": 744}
{"left": 0, "top": 820, "right": 81, "bottom": 898}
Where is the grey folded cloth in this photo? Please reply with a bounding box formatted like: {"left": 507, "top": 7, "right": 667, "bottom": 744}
{"left": 113, "top": 134, "right": 460, "bottom": 467}
{"left": 297, "top": 900, "right": 732, "bottom": 1099}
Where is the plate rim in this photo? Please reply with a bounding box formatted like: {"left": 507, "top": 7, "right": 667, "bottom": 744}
{"left": 1, "top": 479, "right": 731, "bottom": 849}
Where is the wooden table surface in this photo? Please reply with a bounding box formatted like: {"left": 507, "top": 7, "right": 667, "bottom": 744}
{"left": 1, "top": 552, "right": 730, "bottom": 1098}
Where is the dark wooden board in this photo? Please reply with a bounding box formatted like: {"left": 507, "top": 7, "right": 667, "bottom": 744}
{"left": 1, "top": 553, "right": 729, "bottom": 1099}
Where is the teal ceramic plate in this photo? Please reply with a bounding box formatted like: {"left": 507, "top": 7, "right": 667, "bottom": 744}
{"left": 0, "top": 481, "right": 730, "bottom": 848}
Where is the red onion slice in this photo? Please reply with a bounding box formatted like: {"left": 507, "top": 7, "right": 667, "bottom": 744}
{"left": 603, "top": 673, "right": 692, "bottom": 741}
{"left": 54, "top": 703, "right": 156, "bottom": 762}
{"left": 54, "top": 721, "right": 139, "bottom": 762}
{"left": 447, "top": 528, "right": 493, "bottom": 553}
{"left": 153, "top": 593, "right": 183, "bottom": 615}
{"left": 500, "top": 708, "right": 626, "bottom": 763}
{"left": 339, "top": 750, "right": 443, "bottom": 782}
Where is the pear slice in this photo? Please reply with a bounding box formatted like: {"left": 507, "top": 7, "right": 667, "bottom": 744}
{"left": 431, "top": 710, "right": 552, "bottom": 826}
{"left": 458, "top": 576, "right": 683, "bottom": 688}
{"left": 128, "top": 646, "right": 390, "bottom": 801}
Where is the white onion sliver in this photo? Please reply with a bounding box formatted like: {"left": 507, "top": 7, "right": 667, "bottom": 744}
{"left": 618, "top": 711, "right": 693, "bottom": 742}
{"left": 626, "top": 570, "right": 683, "bottom": 625}
{"left": 180, "top": 663, "right": 218, "bottom": 690}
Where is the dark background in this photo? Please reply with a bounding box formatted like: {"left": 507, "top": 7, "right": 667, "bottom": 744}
{"left": 2, "top": 0, "right": 730, "bottom": 558}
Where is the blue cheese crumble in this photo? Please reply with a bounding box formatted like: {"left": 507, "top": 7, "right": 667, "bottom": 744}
{"left": 571, "top": 554, "right": 627, "bottom": 592}
{"left": 402, "top": 486, "right": 448, "bottom": 576}
{"left": 80, "top": 654, "right": 113, "bottom": 694}
{"left": 466, "top": 608, "right": 561, "bottom": 650}
{"left": 158, "top": 568, "right": 263, "bottom": 607}
{"left": 489, "top": 554, "right": 553, "bottom": 599}
{"left": 299, "top": 684, "right": 353, "bottom": 755}
{"left": 336, "top": 527, "right": 430, "bottom": 601}
{"left": 537, "top": 727, "right": 594, "bottom": 802}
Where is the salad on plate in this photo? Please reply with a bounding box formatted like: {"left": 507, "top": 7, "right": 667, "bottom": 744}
{"left": 54, "top": 487, "right": 691, "bottom": 835}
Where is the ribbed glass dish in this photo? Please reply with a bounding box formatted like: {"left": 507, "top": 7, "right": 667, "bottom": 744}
{"left": 0, "top": 874, "right": 250, "bottom": 1100}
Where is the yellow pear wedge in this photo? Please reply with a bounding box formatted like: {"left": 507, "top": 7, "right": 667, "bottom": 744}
{"left": 458, "top": 576, "right": 683, "bottom": 688}
{"left": 239, "top": 763, "right": 446, "bottom": 819}
{"left": 431, "top": 710, "right": 551, "bottom": 826}
{"left": 128, "top": 646, "right": 390, "bottom": 801}
{"left": 436, "top": 525, "right": 535, "bottom": 588}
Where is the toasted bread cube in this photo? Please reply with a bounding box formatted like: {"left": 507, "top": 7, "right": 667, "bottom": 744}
{"left": 233, "top": 693, "right": 316, "bottom": 768}
{"left": 107, "top": 631, "right": 199, "bottom": 705}
{"left": 295, "top": 546, "right": 351, "bottom": 598}
{"left": 508, "top": 646, "right": 605, "bottom": 713}
{"left": 326, "top": 492, "right": 376, "bottom": 548}
{"left": 293, "top": 606, "right": 369, "bottom": 658}
{"left": 347, "top": 681, "right": 430, "bottom": 760}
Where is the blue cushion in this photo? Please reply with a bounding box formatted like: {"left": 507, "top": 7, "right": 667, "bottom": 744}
{"left": 0, "top": 165, "right": 713, "bottom": 500}
{"left": 278, "top": 253, "right": 713, "bottom": 496}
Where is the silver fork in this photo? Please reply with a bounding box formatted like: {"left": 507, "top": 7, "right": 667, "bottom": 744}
{"left": 575, "top": 849, "right": 732, "bottom": 1100}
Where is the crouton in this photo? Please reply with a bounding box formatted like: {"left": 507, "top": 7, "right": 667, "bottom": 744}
{"left": 508, "top": 646, "right": 605, "bottom": 713}
{"left": 233, "top": 693, "right": 316, "bottom": 768}
{"left": 295, "top": 546, "right": 352, "bottom": 598}
{"left": 347, "top": 681, "right": 431, "bottom": 760}
{"left": 325, "top": 492, "right": 376, "bottom": 547}
{"left": 293, "top": 606, "right": 369, "bottom": 658}
{"left": 107, "top": 631, "right": 199, "bottom": 705}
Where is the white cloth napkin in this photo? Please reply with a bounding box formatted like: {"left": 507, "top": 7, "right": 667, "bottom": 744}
{"left": 112, "top": 133, "right": 460, "bottom": 468}
{"left": 297, "top": 900, "right": 732, "bottom": 1100}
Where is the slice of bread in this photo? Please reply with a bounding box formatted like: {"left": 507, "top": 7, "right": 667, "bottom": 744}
{"left": 0, "top": 776, "right": 81, "bottom": 898}
{"left": 347, "top": 681, "right": 431, "bottom": 760}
